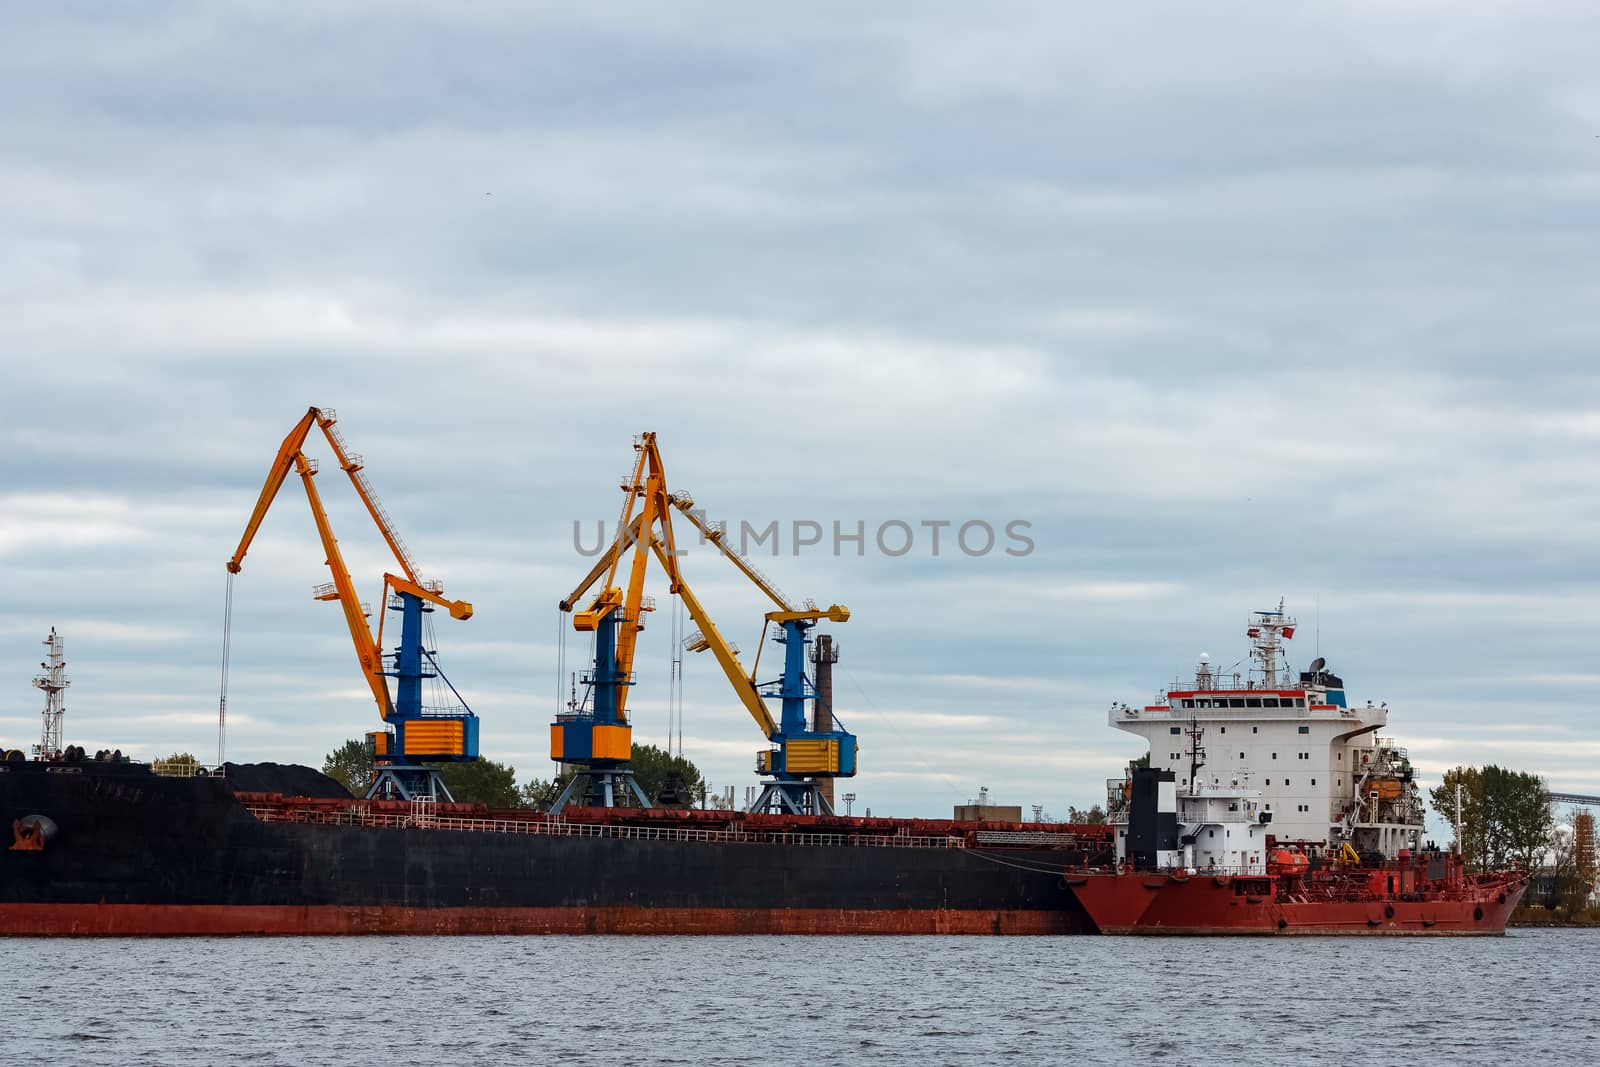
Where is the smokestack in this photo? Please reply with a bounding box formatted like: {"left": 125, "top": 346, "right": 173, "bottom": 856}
{"left": 813, "top": 633, "right": 837, "bottom": 813}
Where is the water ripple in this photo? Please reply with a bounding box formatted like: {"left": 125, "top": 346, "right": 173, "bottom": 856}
{"left": 1, "top": 932, "right": 1597, "bottom": 1065}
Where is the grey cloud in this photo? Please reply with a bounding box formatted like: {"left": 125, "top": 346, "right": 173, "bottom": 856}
{"left": 4, "top": 3, "right": 1600, "bottom": 816}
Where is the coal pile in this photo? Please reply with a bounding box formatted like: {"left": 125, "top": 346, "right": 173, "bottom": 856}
{"left": 223, "top": 762, "right": 352, "bottom": 799}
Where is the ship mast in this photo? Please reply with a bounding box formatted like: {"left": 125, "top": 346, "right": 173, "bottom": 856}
{"left": 1186, "top": 717, "right": 1206, "bottom": 793}
{"left": 32, "top": 627, "right": 68, "bottom": 759}
{"left": 1247, "top": 598, "right": 1296, "bottom": 687}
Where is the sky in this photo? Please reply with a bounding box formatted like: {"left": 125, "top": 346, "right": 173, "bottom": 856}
{"left": 3, "top": 2, "right": 1600, "bottom": 823}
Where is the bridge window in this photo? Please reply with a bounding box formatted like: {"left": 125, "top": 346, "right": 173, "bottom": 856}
{"left": 1297, "top": 698, "right": 1307, "bottom": 707}
{"left": 1263, "top": 698, "right": 1279, "bottom": 708}
{"left": 1247, "top": 698, "right": 1262, "bottom": 708}
{"left": 1182, "top": 699, "right": 1195, "bottom": 708}
{"left": 1230, "top": 698, "right": 1246, "bottom": 708}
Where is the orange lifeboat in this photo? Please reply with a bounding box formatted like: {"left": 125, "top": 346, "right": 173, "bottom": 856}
{"left": 1365, "top": 779, "right": 1403, "bottom": 801}
{"left": 1267, "top": 849, "right": 1309, "bottom": 876}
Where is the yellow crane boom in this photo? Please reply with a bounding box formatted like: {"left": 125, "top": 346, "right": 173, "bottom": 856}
{"left": 647, "top": 538, "right": 778, "bottom": 738}
{"left": 226, "top": 406, "right": 474, "bottom": 725}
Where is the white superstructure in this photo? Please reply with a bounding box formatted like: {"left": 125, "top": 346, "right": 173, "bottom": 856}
{"left": 1109, "top": 602, "right": 1423, "bottom": 859}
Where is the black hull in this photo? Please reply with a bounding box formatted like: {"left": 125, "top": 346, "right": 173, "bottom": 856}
{"left": 1, "top": 762, "right": 1095, "bottom": 935}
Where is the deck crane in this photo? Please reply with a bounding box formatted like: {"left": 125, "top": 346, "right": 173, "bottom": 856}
{"left": 552, "top": 432, "right": 856, "bottom": 815}
{"left": 226, "top": 406, "right": 478, "bottom": 800}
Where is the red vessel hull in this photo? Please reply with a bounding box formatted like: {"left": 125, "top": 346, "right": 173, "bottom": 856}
{"left": 0, "top": 903, "right": 1083, "bottom": 937}
{"left": 1064, "top": 873, "right": 1169, "bottom": 934}
{"left": 1068, "top": 869, "right": 1528, "bottom": 936}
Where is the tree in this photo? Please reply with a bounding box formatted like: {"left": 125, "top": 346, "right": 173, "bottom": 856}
{"left": 520, "top": 774, "right": 571, "bottom": 810}
{"left": 323, "top": 739, "right": 373, "bottom": 796}
{"left": 322, "top": 739, "right": 528, "bottom": 807}
{"left": 628, "top": 743, "right": 703, "bottom": 803}
{"left": 153, "top": 752, "right": 201, "bottom": 776}
{"left": 1540, "top": 817, "right": 1594, "bottom": 913}
{"left": 1431, "top": 764, "right": 1552, "bottom": 872}
{"left": 1067, "top": 804, "right": 1108, "bottom": 825}
{"left": 432, "top": 758, "right": 523, "bottom": 808}
{"left": 519, "top": 745, "right": 705, "bottom": 811}
{"left": 1482, "top": 765, "right": 1553, "bottom": 871}
{"left": 1430, "top": 766, "right": 1485, "bottom": 869}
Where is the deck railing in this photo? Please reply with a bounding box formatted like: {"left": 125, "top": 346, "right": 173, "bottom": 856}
{"left": 245, "top": 805, "right": 966, "bottom": 849}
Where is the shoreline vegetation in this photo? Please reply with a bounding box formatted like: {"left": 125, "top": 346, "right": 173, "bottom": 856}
{"left": 1510, "top": 905, "right": 1600, "bottom": 928}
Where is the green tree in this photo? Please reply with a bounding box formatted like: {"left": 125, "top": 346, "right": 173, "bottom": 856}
{"left": 1430, "top": 766, "right": 1485, "bottom": 869}
{"left": 518, "top": 746, "right": 705, "bottom": 811}
{"left": 628, "top": 743, "right": 704, "bottom": 804}
{"left": 154, "top": 752, "right": 201, "bottom": 776}
{"left": 1482, "top": 764, "right": 1553, "bottom": 871}
{"left": 1431, "top": 764, "right": 1552, "bottom": 872}
{"left": 1067, "top": 804, "right": 1107, "bottom": 825}
{"left": 323, "top": 739, "right": 373, "bottom": 796}
{"left": 520, "top": 774, "right": 571, "bottom": 809}
{"left": 322, "top": 738, "right": 529, "bottom": 806}
{"left": 432, "top": 758, "right": 524, "bottom": 807}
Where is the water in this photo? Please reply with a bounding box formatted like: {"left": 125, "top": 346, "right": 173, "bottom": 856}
{"left": 3, "top": 930, "right": 1595, "bottom": 1065}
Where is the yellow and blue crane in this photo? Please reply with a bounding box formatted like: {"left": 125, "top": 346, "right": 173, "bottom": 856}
{"left": 225, "top": 407, "right": 478, "bottom": 800}
{"left": 552, "top": 432, "right": 856, "bottom": 815}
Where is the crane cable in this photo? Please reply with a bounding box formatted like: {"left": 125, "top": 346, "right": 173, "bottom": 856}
{"left": 667, "top": 594, "right": 686, "bottom": 756}
{"left": 675, "top": 595, "right": 685, "bottom": 759}
{"left": 216, "top": 570, "right": 235, "bottom": 769}
{"left": 555, "top": 607, "right": 566, "bottom": 716}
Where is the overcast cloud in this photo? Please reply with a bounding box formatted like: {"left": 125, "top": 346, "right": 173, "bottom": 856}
{"left": 3, "top": 2, "right": 1599, "bottom": 820}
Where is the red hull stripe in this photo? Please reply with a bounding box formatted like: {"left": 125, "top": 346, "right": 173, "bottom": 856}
{"left": 0, "top": 905, "right": 1081, "bottom": 937}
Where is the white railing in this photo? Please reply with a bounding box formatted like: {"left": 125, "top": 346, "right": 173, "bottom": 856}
{"left": 1116, "top": 704, "right": 1361, "bottom": 722}
{"left": 152, "top": 760, "right": 225, "bottom": 778}
{"left": 245, "top": 806, "right": 964, "bottom": 849}
{"left": 974, "top": 830, "right": 1084, "bottom": 846}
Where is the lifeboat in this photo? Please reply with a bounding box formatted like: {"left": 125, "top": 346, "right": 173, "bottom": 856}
{"left": 1365, "top": 779, "right": 1404, "bottom": 801}
{"left": 1267, "top": 849, "right": 1308, "bottom": 876}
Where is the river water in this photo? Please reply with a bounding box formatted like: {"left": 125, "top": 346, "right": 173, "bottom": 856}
{"left": 3, "top": 930, "right": 1595, "bottom": 1065}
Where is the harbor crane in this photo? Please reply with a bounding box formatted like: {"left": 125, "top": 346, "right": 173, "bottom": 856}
{"left": 552, "top": 432, "right": 856, "bottom": 815}
{"left": 226, "top": 407, "right": 478, "bottom": 800}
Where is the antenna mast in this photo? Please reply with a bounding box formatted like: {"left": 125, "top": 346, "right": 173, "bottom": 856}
{"left": 32, "top": 627, "right": 69, "bottom": 759}
{"left": 1246, "top": 598, "right": 1297, "bottom": 687}
{"left": 1185, "top": 717, "right": 1206, "bottom": 793}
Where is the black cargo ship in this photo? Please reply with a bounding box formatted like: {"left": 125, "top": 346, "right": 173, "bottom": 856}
{"left": 2, "top": 760, "right": 1104, "bottom": 936}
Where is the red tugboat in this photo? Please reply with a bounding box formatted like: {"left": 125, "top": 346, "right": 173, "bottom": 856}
{"left": 1064, "top": 604, "right": 1529, "bottom": 935}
